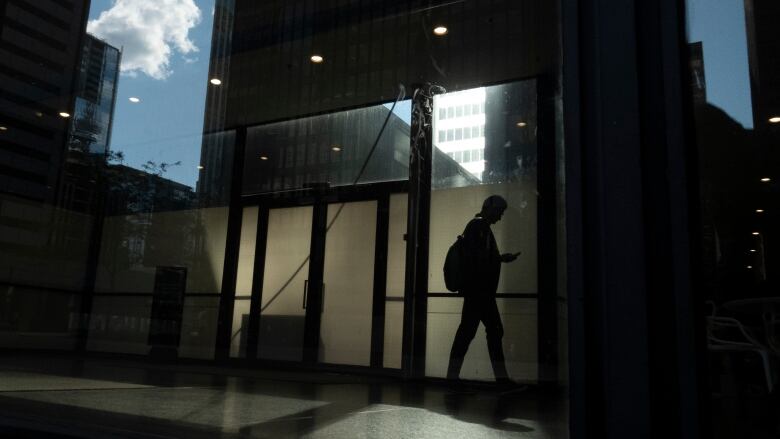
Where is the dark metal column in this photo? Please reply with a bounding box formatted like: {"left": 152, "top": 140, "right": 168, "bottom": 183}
{"left": 370, "top": 194, "right": 390, "bottom": 368}
{"left": 303, "top": 200, "right": 327, "bottom": 364}
{"left": 246, "top": 205, "right": 269, "bottom": 359}
{"left": 536, "top": 74, "right": 559, "bottom": 384}
{"left": 214, "top": 126, "right": 247, "bottom": 361}
{"left": 402, "top": 85, "right": 433, "bottom": 378}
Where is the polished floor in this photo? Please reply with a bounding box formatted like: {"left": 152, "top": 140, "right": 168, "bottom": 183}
{"left": 0, "top": 353, "right": 568, "bottom": 438}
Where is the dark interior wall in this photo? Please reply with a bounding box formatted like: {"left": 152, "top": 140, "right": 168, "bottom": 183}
{"left": 220, "top": 0, "right": 560, "bottom": 128}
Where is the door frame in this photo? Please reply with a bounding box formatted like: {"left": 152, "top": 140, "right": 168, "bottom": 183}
{"left": 229, "top": 180, "right": 408, "bottom": 371}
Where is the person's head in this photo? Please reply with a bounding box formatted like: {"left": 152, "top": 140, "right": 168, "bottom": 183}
{"left": 480, "top": 195, "right": 508, "bottom": 224}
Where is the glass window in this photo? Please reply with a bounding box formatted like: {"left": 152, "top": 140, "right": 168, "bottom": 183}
{"left": 465, "top": 105, "right": 472, "bottom": 116}
{"left": 456, "top": 106, "right": 463, "bottom": 117}
{"left": 465, "top": 128, "right": 472, "bottom": 139}
{"left": 463, "top": 150, "right": 471, "bottom": 162}
{"left": 439, "top": 108, "right": 446, "bottom": 120}
{"left": 686, "top": 1, "right": 780, "bottom": 435}
{"left": 447, "top": 107, "right": 454, "bottom": 118}
{"left": 455, "top": 128, "right": 463, "bottom": 141}
{"left": 243, "top": 101, "right": 411, "bottom": 194}
{"left": 473, "top": 126, "right": 480, "bottom": 138}
{"left": 447, "top": 129, "right": 454, "bottom": 141}
{"left": 439, "top": 130, "right": 446, "bottom": 142}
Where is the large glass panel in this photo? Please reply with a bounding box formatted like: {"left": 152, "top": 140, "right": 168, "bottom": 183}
{"left": 686, "top": 1, "right": 780, "bottom": 436}
{"left": 257, "top": 206, "right": 313, "bottom": 362}
{"left": 320, "top": 201, "right": 377, "bottom": 366}
{"left": 243, "top": 103, "right": 411, "bottom": 195}
{"left": 87, "top": 296, "right": 153, "bottom": 355}
{"left": 384, "top": 193, "right": 408, "bottom": 369}
{"left": 0, "top": 286, "right": 79, "bottom": 350}
{"left": 178, "top": 295, "right": 219, "bottom": 359}
{"left": 426, "top": 78, "right": 558, "bottom": 384}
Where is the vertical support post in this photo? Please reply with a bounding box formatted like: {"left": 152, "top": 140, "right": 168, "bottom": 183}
{"left": 402, "top": 85, "right": 433, "bottom": 378}
{"left": 246, "top": 205, "right": 269, "bottom": 359}
{"left": 371, "top": 194, "right": 390, "bottom": 368}
{"left": 536, "top": 75, "right": 559, "bottom": 383}
{"left": 215, "top": 126, "right": 247, "bottom": 360}
{"left": 303, "top": 200, "right": 327, "bottom": 364}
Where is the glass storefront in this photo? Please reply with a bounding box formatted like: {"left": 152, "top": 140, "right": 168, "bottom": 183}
{"left": 1, "top": 0, "right": 566, "bottom": 429}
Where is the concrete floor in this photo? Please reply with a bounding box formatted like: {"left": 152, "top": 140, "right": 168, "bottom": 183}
{"left": 0, "top": 354, "right": 568, "bottom": 438}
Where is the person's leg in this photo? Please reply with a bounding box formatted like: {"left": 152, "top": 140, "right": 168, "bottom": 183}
{"left": 447, "top": 296, "right": 480, "bottom": 380}
{"left": 482, "top": 298, "right": 509, "bottom": 381}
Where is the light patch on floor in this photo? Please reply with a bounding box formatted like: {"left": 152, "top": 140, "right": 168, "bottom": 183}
{"left": 0, "top": 371, "right": 153, "bottom": 392}
{"left": 6, "top": 386, "right": 329, "bottom": 431}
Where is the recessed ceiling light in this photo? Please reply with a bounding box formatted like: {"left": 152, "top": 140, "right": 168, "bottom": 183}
{"left": 0, "top": 126, "right": 7, "bottom": 131}
{"left": 433, "top": 26, "right": 448, "bottom": 36}
{"left": 752, "top": 232, "right": 760, "bottom": 236}
{"left": 516, "top": 122, "right": 527, "bottom": 127}
{"left": 310, "top": 55, "right": 324, "bottom": 63}
{"left": 129, "top": 97, "right": 140, "bottom": 103}
{"left": 35, "top": 111, "right": 43, "bottom": 117}
{"left": 747, "top": 265, "right": 753, "bottom": 269}
{"left": 761, "top": 177, "right": 771, "bottom": 182}
{"left": 750, "top": 249, "right": 757, "bottom": 253}
{"left": 210, "top": 78, "right": 222, "bottom": 85}
{"left": 769, "top": 116, "right": 780, "bottom": 123}
{"left": 59, "top": 112, "right": 70, "bottom": 118}
{"left": 756, "top": 209, "right": 765, "bottom": 213}
{"left": 260, "top": 155, "right": 269, "bottom": 161}
{"left": 197, "top": 165, "right": 204, "bottom": 170}
{"left": 331, "top": 146, "right": 341, "bottom": 152}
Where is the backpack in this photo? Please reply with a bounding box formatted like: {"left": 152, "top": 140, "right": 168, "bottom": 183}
{"left": 443, "top": 234, "right": 466, "bottom": 292}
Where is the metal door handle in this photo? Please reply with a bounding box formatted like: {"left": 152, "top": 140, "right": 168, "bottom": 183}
{"left": 303, "top": 279, "right": 309, "bottom": 309}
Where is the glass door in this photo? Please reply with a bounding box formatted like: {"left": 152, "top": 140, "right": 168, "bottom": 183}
{"left": 319, "top": 200, "right": 378, "bottom": 366}
{"left": 256, "top": 205, "right": 313, "bottom": 362}
{"left": 249, "top": 194, "right": 405, "bottom": 369}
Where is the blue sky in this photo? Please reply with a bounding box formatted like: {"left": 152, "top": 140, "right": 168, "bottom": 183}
{"left": 89, "top": 0, "right": 215, "bottom": 188}
{"left": 687, "top": 0, "right": 753, "bottom": 128}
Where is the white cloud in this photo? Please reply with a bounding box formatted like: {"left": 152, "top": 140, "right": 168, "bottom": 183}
{"left": 88, "top": 0, "right": 202, "bottom": 80}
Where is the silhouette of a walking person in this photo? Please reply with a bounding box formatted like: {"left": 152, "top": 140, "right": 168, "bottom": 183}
{"left": 447, "top": 195, "right": 520, "bottom": 384}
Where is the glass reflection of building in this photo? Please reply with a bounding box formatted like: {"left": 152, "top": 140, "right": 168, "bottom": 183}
{"left": 193, "top": 0, "right": 564, "bottom": 383}
{"left": 0, "top": 0, "right": 97, "bottom": 293}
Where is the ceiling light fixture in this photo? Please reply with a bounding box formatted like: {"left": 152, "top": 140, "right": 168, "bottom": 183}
{"left": 197, "top": 165, "right": 204, "bottom": 170}
{"left": 750, "top": 249, "right": 757, "bottom": 253}
{"left": 756, "top": 209, "right": 765, "bottom": 213}
{"left": 0, "top": 126, "right": 7, "bottom": 131}
{"left": 59, "top": 112, "right": 70, "bottom": 118}
{"left": 210, "top": 78, "right": 222, "bottom": 85}
{"left": 260, "top": 155, "right": 269, "bottom": 161}
{"left": 769, "top": 116, "right": 780, "bottom": 123}
{"left": 129, "top": 97, "right": 140, "bottom": 103}
{"left": 747, "top": 265, "right": 753, "bottom": 269}
{"left": 310, "top": 55, "right": 324, "bottom": 63}
{"left": 761, "top": 177, "right": 771, "bottom": 182}
{"left": 331, "top": 146, "right": 342, "bottom": 152}
{"left": 516, "top": 122, "right": 527, "bottom": 127}
{"left": 433, "top": 26, "right": 448, "bottom": 36}
{"left": 35, "top": 111, "right": 43, "bottom": 117}
{"left": 752, "top": 232, "right": 761, "bottom": 236}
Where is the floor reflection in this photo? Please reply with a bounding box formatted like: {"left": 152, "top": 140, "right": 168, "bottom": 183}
{"left": 0, "top": 354, "right": 567, "bottom": 438}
